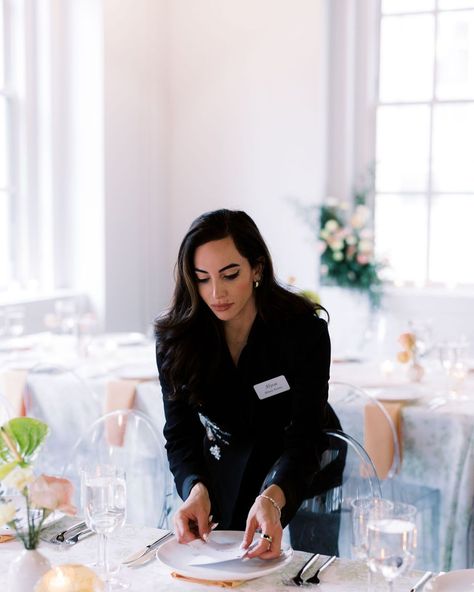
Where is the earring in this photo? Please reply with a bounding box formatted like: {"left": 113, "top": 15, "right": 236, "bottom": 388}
{"left": 254, "top": 280, "right": 260, "bottom": 289}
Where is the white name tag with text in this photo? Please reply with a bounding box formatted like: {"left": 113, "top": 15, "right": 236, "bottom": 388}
{"left": 253, "top": 375, "right": 290, "bottom": 400}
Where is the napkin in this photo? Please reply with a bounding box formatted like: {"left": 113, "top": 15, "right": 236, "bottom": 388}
{"left": 171, "top": 572, "right": 244, "bottom": 588}
{"left": 104, "top": 379, "right": 140, "bottom": 446}
{"left": 364, "top": 401, "right": 403, "bottom": 480}
{"left": 0, "top": 534, "right": 15, "bottom": 543}
{"left": 0, "top": 369, "right": 27, "bottom": 417}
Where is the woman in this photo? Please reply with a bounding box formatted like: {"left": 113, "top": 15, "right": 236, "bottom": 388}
{"left": 155, "top": 209, "right": 339, "bottom": 559}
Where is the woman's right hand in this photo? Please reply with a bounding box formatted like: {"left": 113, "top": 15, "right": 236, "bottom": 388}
{"left": 173, "top": 482, "right": 213, "bottom": 543}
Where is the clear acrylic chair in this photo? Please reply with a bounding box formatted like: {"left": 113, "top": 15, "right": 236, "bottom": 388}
{"left": 62, "top": 409, "right": 171, "bottom": 529}
{"left": 289, "top": 429, "right": 381, "bottom": 558}
{"left": 23, "top": 364, "right": 102, "bottom": 476}
{"left": 329, "top": 381, "right": 440, "bottom": 570}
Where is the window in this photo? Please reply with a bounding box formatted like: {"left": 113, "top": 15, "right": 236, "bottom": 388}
{"left": 0, "top": 0, "right": 13, "bottom": 290}
{"left": 374, "top": 0, "right": 474, "bottom": 287}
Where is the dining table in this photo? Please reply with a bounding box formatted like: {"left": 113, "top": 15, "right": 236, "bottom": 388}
{"left": 330, "top": 358, "right": 474, "bottom": 572}
{"left": 0, "top": 524, "right": 429, "bottom": 591}
{"left": 1, "top": 332, "right": 474, "bottom": 572}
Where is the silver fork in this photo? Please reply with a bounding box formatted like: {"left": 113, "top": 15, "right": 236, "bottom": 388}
{"left": 290, "top": 553, "right": 320, "bottom": 586}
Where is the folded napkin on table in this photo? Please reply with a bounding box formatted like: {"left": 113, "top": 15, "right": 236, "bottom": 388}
{"left": 104, "top": 379, "right": 141, "bottom": 446}
{"left": 0, "top": 534, "right": 15, "bottom": 543}
{"left": 364, "top": 401, "right": 403, "bottom": 480}
{"left": 171, "top": 572, "right": 244, "bottom": 588}
{"left": 0, "top": 369, "right": 27, "bottom": 417}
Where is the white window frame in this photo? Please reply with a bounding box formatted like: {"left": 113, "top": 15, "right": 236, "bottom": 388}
{"left": 0, "top": 0, "right": 61, "bottom": 301}
{"left": 374, "top": 1, "right": 474, "bottom": 288}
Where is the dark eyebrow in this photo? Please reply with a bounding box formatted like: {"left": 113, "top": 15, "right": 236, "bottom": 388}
{"left": 194, "top": 263, "right": 240, "bottom": 274}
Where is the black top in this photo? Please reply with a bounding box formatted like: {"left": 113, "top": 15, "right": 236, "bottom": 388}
{"left": 156, "top": 310, "right": 339, "bottom": 529}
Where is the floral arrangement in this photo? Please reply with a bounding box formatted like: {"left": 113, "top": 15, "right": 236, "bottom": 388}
{"left": 317, "top": 183, "right": 385, "bottom": 307}
{"left": 0, "top": 418, "right": 76, "bottom": 549}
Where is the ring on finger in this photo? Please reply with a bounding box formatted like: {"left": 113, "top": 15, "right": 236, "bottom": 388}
{"left": 260, "top": 533, "right": 273, "bottom": 544}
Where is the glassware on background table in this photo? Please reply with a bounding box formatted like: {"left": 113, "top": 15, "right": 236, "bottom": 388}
{"left": 81, "top": 465, "right": 129, "bottom": 590}
{"left": 367, "top": 501, "right": 417, "bottom": 592}
{"left": 438, "top": 339, "right": 470, "bottom": 400}
{"left": 5, "top": 306, "right": 25, "bottom": 338}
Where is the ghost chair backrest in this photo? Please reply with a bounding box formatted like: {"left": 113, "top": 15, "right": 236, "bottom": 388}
{"left": 329, "top": 381, "right": 401, "bottom": 480}
{"left": 329, "top": 381, "right": 440, "bottom": 571}
{"left": 24, "top": 364, "right": 102, "bottom": 476}
{"left": 62, "top": 409, "right": 171, "bottom": 529}
{"left": 289, "top": 429, "right": 382, "bottom": 558}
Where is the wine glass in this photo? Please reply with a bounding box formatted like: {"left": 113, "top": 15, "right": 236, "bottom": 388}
{"left": 81, "top": 465, "right": 128, "bottom": 590}
{"left": 351, "top": 497, "right": 394, "bottom": 590}
{"left": 438, "top": 340, "right": 470, "bottom": 400}
{"left": 367, "top": 501, "right": 417, "bottom": 591}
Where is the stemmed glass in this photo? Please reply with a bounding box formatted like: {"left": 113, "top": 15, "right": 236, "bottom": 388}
{"left": 367, "top": 501, "right": 417, "bottom": 592}
{"left": 81, "top": 465, "right": 128, "bottom": 590}
{"left": 351, "top": 497, "right": 394, "bottom": 590}
{"left": 438, "top": 340, "right": 470, "bottom": 400}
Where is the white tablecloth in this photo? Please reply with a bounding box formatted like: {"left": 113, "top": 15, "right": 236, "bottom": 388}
{"left": 0, "top": 526, "right": 425, "bottom": 591}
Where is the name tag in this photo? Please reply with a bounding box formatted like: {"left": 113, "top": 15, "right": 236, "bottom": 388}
{"left": 253, "top": 375, "right": 290, "bottom": 400}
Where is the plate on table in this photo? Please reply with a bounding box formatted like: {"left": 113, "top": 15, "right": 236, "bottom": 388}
{"left": 156, "top": 530, "right": 293, "bottom": 581}
{"left": 366, "top": 385, "right": 424, "bottom": 403}
{"left": 431, "top": 569, "right": 474, "bottom": 591}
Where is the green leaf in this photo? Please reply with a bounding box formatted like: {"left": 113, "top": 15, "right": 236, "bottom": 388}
{"left": 0, "top": 460, "right": 19, "bottom": 480}
{"left": 0, "top": 418, "right": 50, "bottom": 464}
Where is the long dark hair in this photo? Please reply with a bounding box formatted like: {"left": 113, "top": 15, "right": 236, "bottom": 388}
{"left": 155, "top": 209, "right": 324, "bottom": 403}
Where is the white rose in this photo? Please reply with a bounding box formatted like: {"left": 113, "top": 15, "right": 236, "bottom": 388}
{"left": 3, "top": 466, "right": 35, "bottom": 492}
{"left": 0, "top": 502, "right": 16, "bottom": 527}
{"left": 358, "top": 239, "right": 373, "bottom": 253}
{"left": 329, "top": 240, "right": 344, "bottom": 251}
{"left": 333, "top": 251, "right": 344, "bottom": 261}
{"left": 324, "top": 219, "right": 339, "bottom": 232}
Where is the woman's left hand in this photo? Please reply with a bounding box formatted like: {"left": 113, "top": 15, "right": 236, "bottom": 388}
{"left": 241, "top": 487, "right": 285, "bottom": 560}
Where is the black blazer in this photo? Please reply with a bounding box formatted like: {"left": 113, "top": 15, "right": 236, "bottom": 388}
{"left": 157, "top": 311, "right": 340, "bottom": 529}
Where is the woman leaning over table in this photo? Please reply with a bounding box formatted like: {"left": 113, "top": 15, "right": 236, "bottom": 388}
{"left": 155, "top": 208, "right": 340, "bottom": 560}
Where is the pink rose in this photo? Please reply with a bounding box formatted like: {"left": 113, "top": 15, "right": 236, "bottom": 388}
{"left": 356, "top": 254, "right": 369, "bottom": 265}
{"left": 29, "top": 475, "right": 77, "bottom": 515}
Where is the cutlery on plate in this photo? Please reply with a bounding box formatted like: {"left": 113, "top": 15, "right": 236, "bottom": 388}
{"left": 410, "top": 570, "right": 434, "bottom": 592}
{"left": 63, "top": 528, "right": 94, "bottom": 545}
{"left": 290, "top": 553, "right": 320, "bottom": 586}
{"left": 306, "top": 555, "right": 337, "bottom": 585}
{"left": 122, "top": 531, "right": 174, "bottom": 566}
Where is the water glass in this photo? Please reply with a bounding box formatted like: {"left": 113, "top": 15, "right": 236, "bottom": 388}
{"left": 351, "top": 497, "right": 394, "bottom": 560}
{"left": 367, "top": 501, "right": 417, "bottom": 591}
{"left": 438, "top": 340, "right": 470, "bottom": 399}
{"left": 81, "top": 465, "right": 128, "bottom": 589}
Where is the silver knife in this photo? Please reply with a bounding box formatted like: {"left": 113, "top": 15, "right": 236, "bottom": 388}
{"left": 122, "top": 531, "right": 174, "bottom": 566}
{"left": 410, "top": 571, "right": 434, "bottom": 592}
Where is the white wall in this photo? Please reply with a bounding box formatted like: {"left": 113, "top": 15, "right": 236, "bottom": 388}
{"left": 166, "top": 0, "right": 328, "bottom": 293}
{"left": 102, "top": 0, "right": 170, "bottom": 332}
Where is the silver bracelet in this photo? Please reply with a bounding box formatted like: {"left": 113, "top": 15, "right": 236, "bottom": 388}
{"left": 257, "top": 494, "right": 282, "bottom": 519}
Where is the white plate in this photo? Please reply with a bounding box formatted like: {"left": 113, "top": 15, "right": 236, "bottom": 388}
{"left": 366, "top": 385, "right": 423, "bottom": 402}
{"left": 115, "top": 364, "right": 157, "bottom": 380}
{"left": 156, "top": 530, "right": 293, "bottom": 581}
{"left": 431, "top": 569, "right": 474, "bottom": 591}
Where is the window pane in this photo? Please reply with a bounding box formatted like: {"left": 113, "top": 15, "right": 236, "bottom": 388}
{"left": 379, "top": 15, "right": 434, "bottom": 102}
{"left": 376, "top": 105, "right": 430, "bottom": 192}
{"left": 437, "top": 11, "right": 474, "bottom": 99}
{"left": 0, "top": 0, "right": 4, "bottom": 87}
{"left": 0, "top": 97, "right": 7, "bottom": 187}
{"left": 432, "top": 103, "right": 474, "bottom": 192}
{"left": 375, "top": 194, "right": 428, "bottom": 283}
{"left": 439, "top": 0, "right": 474, "bottom": 9}
{"left": 382, "top": 0, "right": 434, "bottom": 14}
{"left": 430, "top": 194, "right": 474, "bottom": 284}
{"left": 0, "top": 191, "right": 10, "bottom": 288}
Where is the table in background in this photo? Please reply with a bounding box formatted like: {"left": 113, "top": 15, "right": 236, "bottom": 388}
{"left": 331, "top": 359, "right": 474, "bottom": 571}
